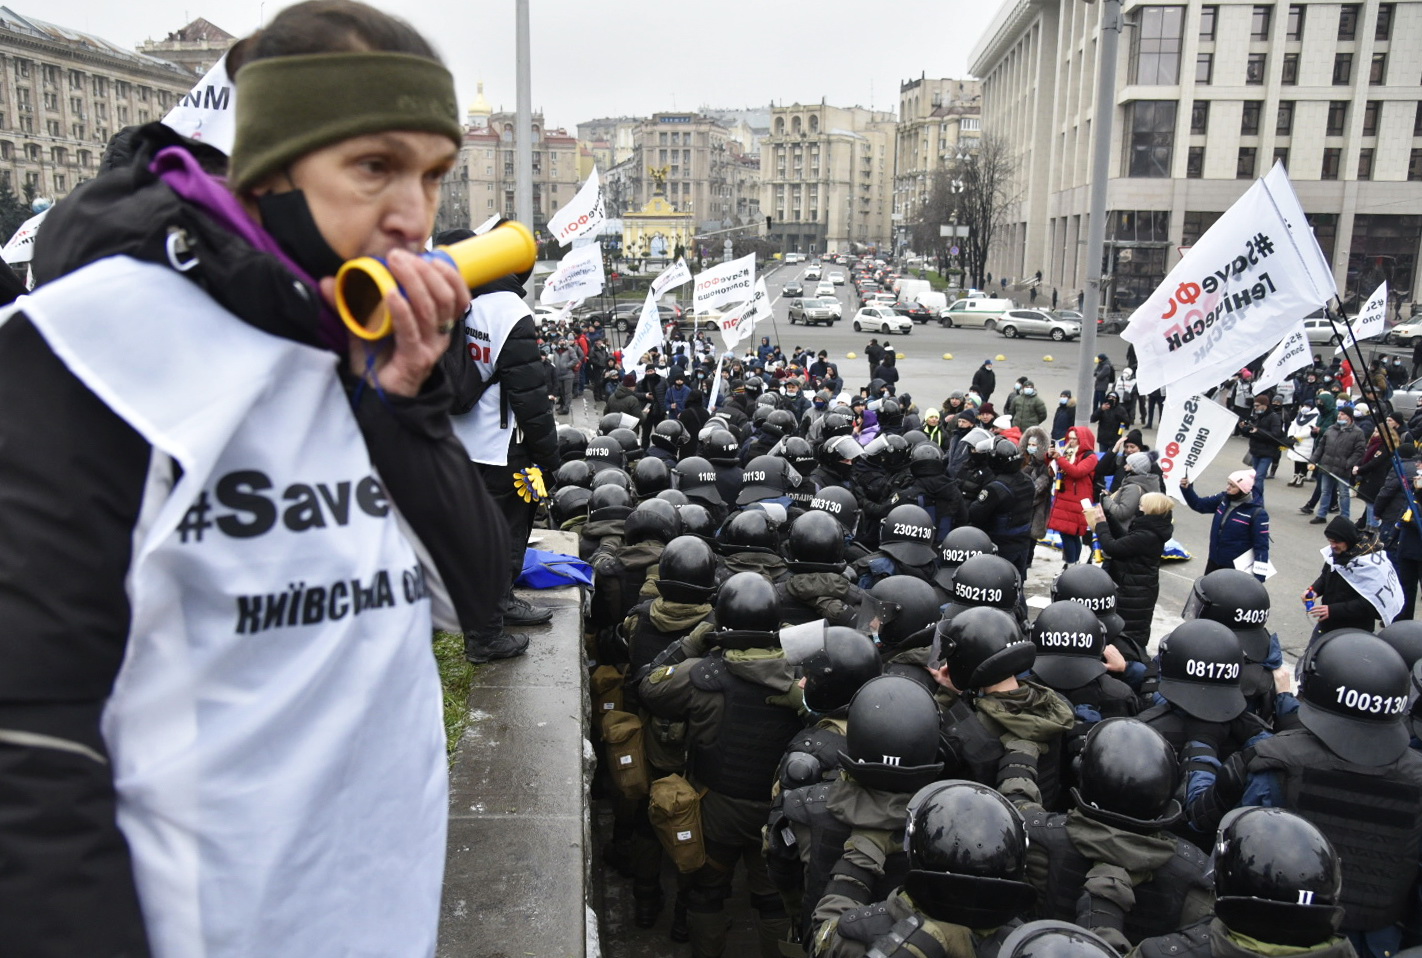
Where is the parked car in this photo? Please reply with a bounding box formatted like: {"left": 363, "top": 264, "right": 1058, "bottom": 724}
{"left": 853, "top": 306, "right": 913, "bottom": 334}
{"left": 816, "top": 281, "right": 837, "bottom": 297}
{"left": 997, "top": 308, "right": 1081, "bottom": 341}
{"left": 783, "top": 281, "right": 805, "bottom": 297}
{"left": 788, "top": 297, "right": 838, "bottom": 326}
{"left": 939, "top": 297, "right": 1015, "bottom": 329}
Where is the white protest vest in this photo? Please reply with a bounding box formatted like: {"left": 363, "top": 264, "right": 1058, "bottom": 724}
{"left": 7, "top": 257, "right": 447, "bottom": 957}
{"left": 450, "top": 289, "right": 529, "bottom": 466}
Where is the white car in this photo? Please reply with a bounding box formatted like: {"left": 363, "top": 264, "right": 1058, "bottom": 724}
{"left": 1303, "top": 315, "right": 1377, "bottom": 346}
{"left": 822, "top": 297, "right": 843, "bottom": 319}
{"left": 804, "top": 266, "right": 823, "bottom": 281}
{"left": 784, "top": 252, "right": 802, "bottom": 264}
{"left": 828, "top": 271, "right": 846, "bottom": 285}
{"left": 852, "top": 306, "right": 913, "bottom": 334}
{"left": 1388, "top": 320, "right": 1422, "bottom": 345}
{"left": 997, "top": 308, "right": 1081, "bottom": 341}
{"left": 816, "top": 281, "right": 837, "bottom": 297}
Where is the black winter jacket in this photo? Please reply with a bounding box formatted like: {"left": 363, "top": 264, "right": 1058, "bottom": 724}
{"left": 1094, "top": 511, "right": 1173, "bottom": 655}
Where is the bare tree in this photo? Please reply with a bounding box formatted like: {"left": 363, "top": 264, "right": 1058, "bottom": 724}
{"left": 954, "top": 132, "right": 1018, "bottom": 290}
{"left": 909, "top": 169, "right": 955, "bottom": 275}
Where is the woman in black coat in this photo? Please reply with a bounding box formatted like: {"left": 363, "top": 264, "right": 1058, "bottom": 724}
{"left": 1088, "top": 493, "right": 1174, "bottom": 661}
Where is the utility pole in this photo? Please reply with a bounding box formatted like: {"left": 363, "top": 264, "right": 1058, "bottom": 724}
{"left": 515, "top": 0, "right": 534, "bottom": 303}
{"left": 1075, "top": 0, "right": 1121, "bottom": 424}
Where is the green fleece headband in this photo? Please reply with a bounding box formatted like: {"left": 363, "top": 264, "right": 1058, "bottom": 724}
{"left": 229, "top": 52, "right": 461, "bottom": 193}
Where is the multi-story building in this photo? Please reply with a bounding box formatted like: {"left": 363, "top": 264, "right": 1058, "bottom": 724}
{"left": 971, "top": 0, "right": 1422, "bottom": 310}
{"left": 137, "top": 18, "right": 234, "bottom": 77}
{"left": 761, "top": 103, "right": 898, "bottom": 255}
{"left": 893, "top": 76, "right": 983, "bottom": 249}
{"left": 0, "top": 8, "right": 198, "bottom": 201}
{"left": 436, "top": 92, "right": 579, "bottom": 238}
{"left": 576, "top": 115, "right": 639, "bottom": 172}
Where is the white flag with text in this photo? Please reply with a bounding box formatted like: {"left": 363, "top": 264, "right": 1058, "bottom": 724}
{"left": 1353, "top": 281, "right": 1389, "bottom": 342}
{"left": 2, "top": 208, "right": 47, "bottom": 265}
{"left": 548, "top": 168, "right": 605, "bottom": 247}
{"left": 162, "top": 55, "right": 237, "bottom": 155}
{"left": 621, "top": 293, "right": 665, "bottom": 371}
{"left": 1154, "top": 394, "right": 1240, "bottom": 501}
{"left": 651, "top": 257, "right": 693, "bottom": 298}
{"left": 694, "top": 254, "right": 756, "bottom": 313}
{"left": 717, "top": 278, "right": 771, "bottom": 351}
{"left": 1253, "top": 323, "right": 1311, "bottom": 392}
{"left": 539, "top": 243, "right": 604, "bottom": 304}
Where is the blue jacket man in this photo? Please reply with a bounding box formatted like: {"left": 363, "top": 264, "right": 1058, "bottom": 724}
{"left": 1181, "top": 469, "right": 1270, "bottom": 580}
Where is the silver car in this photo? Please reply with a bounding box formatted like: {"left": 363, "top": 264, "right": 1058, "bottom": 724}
{"left": 997, "top": 308, "right": 1081, "bottom": 342}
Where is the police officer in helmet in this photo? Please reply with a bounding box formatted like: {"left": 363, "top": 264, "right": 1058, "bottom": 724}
{"left": 1139, "top": 620, "right": 1268, "bottom": 764}
{"left": 777, "top": 511, "right": 869, "bottom": 627}
{"left": 970, "top": 436, "right": 1038, "bottom": 577}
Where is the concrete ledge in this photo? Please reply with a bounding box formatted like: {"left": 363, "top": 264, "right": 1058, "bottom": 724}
{"left": 438, "top": 529, "right": 592, "bottom": 958}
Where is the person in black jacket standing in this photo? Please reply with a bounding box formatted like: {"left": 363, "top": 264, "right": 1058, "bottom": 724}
{"left": 1087, "top": 494, "right": 1175, "bottom": 660}
{"left": 972, "top": 358, "right": 996, "bottom": 404}
{"left": 1244, "top": 393, "right": 1282, "bottom": 502}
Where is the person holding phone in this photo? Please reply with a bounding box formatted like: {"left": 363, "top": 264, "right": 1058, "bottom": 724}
{"left": 1047, "top": 426, "right": 1100, "bottom": 568}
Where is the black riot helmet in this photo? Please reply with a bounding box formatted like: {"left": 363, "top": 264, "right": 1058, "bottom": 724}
{"left": 1051, "top": 565, "right": 1125, "bottom": 639}
{"left": 808, "top": 485, "right": 861, "bottom": 537}
{"left": 704, "top": 428, "right": 741, "bottom": 466}
{"left": 764, "top": 408, "right": 797, "bottom": 439}
{"left": 587, "top": 483, "right": 634, "bottom": 522}
{"left": 589, "top": 468, "right": 632, "bottom": 493}
{"left": 820, "top": 411, "right": 854, "bottom": 439}
{"left": 557, "top": 425, "right": 588, "bottom": 464}
{"left": 932, "top": 606, "right": 1037, "bottom": 692}
{"left": 651, "top": 418, "right": 689, "bottom": 453}
{"left": 902, "top": 429, "right": 929, "bottom": 448}
{"left": 673, "top": 456, "right": 724, "bottom": 506}
{"left": 624, "top": 498, "right": 680, "bottom": 546}
{"left": 1156, "top": 620, "right": 1246, "bottom": 723}
{"left": 737, "top": 455, "right": 796, "bottom": 505}
{"left": 752, "top": 403, "right": 774, "bottom": 427}
{"left": 861, "top": 434, "right": 893, "bottom": 469}
{"left": 908, "top": 442, "right": 945, "bottom": 478}
{"left": 1183, "top": 569, "right": 1272, "bottom": 663}
{"left": 1029, "top": 600, "right": 1107, "bottom": 690}
{"left": 675, "top": 502, "right": 716, "bottom": 542}
{"left": 1072, "top": 718, "right": 1181, "bottom": 830}
{"left": 942, "top": 554, "right": 1022, "bottom": 621}
{"left": 1212, "top": 807, "right": 1345, "bottom": 947}
{"left": 656, "top": 535, "right": 718, "bottom": 604}
{"left": 632, "top": 456, "right": 672, "bottom": 498}
{"left": 837, "top": 674, "right": 944, "bottom": 791}
{"left": 878, "top": 504, "right": 936, "bottom": 567}
{"left": 718, "top": 509, "right": 779, "bottom": 555}
{"left": 1297, "top": 629, "right": 1411, "bottom": 765}
{"left": 902, "top": 780, "right": 1037, "bottom": 927}
{"left": 869, "top": 576, "right": 943, "bottom": 652}
{"left": 655, "top": 488, "right": 689, "bottom": 507}
{"left": 780, "top": 437, "right": 816, "bottom": 477}
{"left": 1377, "top": 619, "right": 1422, "bottom": 669}
{"left": 714, "top": 572, "right": 781, "bottom": 649}
{"left": 932, "top": 526, "right": 998, "bottom": 593}
{"left": 554, "top": 459, "right": 594, "bottom": 490}
{"left": 817, "top": 434, "right": 864, "bottom": 475}
{"left": 785, "top": 510, "right": 847, "bottom": 570}
{"left": 780, "top": 624, "right": 882, "bottom": 715}
{"left": 990, "top": 436, "right": 1022, "bottom": 471}
{"left": 584, "top": 436, "right": 625, "bottom": 473}
{"left": 599, "top": 412, "right": 638, "bottom": 435}
{"left": 877, "top": 398, "right": 904, "bottom": 431}
{"left": 548, "top": 485, "right": 592, "bottom": 529}
{"left": 998, "top": 922, "right": 1120, "bottom": 958}
{"left": 608, "top": 427, "right": 644, "bottom": 462}
{"left": 882, "top": 433, "right": 912, "bottom": 470}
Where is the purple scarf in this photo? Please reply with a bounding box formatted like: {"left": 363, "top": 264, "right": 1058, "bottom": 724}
{"left": 149, "top": 146, "right": 346, "bottom": 351}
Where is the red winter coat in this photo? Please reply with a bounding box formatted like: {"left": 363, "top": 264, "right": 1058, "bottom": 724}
{"left": 1048, "top": 425, "right": 1099, "bottom": 536}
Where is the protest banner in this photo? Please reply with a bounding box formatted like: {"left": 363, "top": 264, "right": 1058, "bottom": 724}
{"left": 539, "top": 243, "right": 604, "bottom": 304}
{"left": 621, "top": 293, "right": 664, "bottom": 371}
{"left": 694, "top": 254, "right": 755, "bottom": 314}
{"left": 1252, "top": 322, "right": 1310, "bottom": 392}
{"left": 1336, "top": 282, "right": 1388, "bottom": 354}
{"left": 2, "top": 208, "right": 47, "bottom": 265}
{"left": 1155, "top": 394, "right": 1240, "bottom": 501}
{"left": 651, "top": 257, "right": 693, "bottom": 298}
{"left": 547, "top": 168, "right": 605, "bottom": 247}
{"left": 716, "top": 278, "right": 771, "bottom": 351}
{"left": 162, "top": 54, "right": 237, "bottom": 154}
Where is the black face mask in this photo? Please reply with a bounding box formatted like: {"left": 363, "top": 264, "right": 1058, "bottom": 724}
{"left": 256, "top": 190, "right": 346, "bottom": 280}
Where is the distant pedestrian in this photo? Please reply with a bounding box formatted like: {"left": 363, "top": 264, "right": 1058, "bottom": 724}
{"left": 1051, "top": 287, "right": 1059, "bottom": 309}
{"left": 1029, "top": 286, "right": 1038, "bottom": 303}
{"left": 972, "top": 359, "right": 996, "bottom": 404}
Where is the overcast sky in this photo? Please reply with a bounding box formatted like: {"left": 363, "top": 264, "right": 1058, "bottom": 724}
{"left": 35, "top": 0, "right": 1002, "bottom": 131}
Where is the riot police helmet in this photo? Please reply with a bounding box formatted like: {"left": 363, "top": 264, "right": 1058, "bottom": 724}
{"left": 589, "top": 468, "right": 632, "bottom": 494}
{"left": 861, "top": 434, "right": 893, "bottom": 468}
{"left": 882, "top": 434, "right": 912, "bottom": 470}
{"left": 1183, "top": 569, "right": 1272, "bottom": 663}
{"left": 991, "top": 437, "right": 1022, "bottom": 471}
{"left": 1377, "top": 619, "right": 1422, "bottom": 669}
{"left": 704, "top": 429, "right": 741, "bottom": 466}
{"left": 785, "top": 510, "right": 847, "bottom": 570}
{"left": 902, "top": 429, "right": 930, "bottom": 448}
{"left": 598, "top": 412, "right": 637, "bottom": 436}
{"left": 718, "top": 509, "right": 779, "bottom": 555}
{"left": 548, "top": 485, "right": 592, "bottom": 529}
{"left": 587, "top": 483, "right": 634, "bottom": 522}
{"left": 780, "top": 437, "right": 816, "bottom": 477}
{"left": 1029, "top": 600, "right": 1107, "bottom": 690}
{"left": 554, "top": 459, "right": 595, "bottom": 490}
{"left": 584, "top": 436, "right": 625, "bottom": 473}
{"left": 780, "top": 624, "right": 882, "bottom": 715}
{"left": 714, "top": 572, "right": 781, "bottom": 649}
{"left": 737, "top": 455, "right": 796, "bottom": 506}
{"left": 1071, "top": 718, "right": 1181, "bottom": 829}
{"left": 877, "top": 398, "right": 904, "bottom": 431}
{"left": 557, "top": 425, "right": 588, "bottom": 464}
{"left": 675, "top": 502, "right": 716, "bottom": 542}
{"left": 632, "top": 456, "right": 672, "bottom": 498}
{"left": 902, "top": 780, "right": 1037, "bottom": 927}
{"left": 869, "top": 576, "right": 943, "bottom": 652}
{"left": 654, "top": 488, "right": 689, "bottom": 507}
{"left": 998, "top": 922, "right": 1120, "bottom": 958}
{"left": 1156, "top": 620, "right": 1246, "bottom": 723}
{"left": 836, "top": 674, "right": 944, "bottom": 791}
{"left": 941, "top": 554, "right": 1022, "bottom": 621}
{"left": 673, "top": 456, "right": 724, "bottom": 506}
{"left": 1050, "top": 565, "right": 1125, "bottom": 640}
{"left": 932, "top": 526, "right": 998, "bottom": 592}
{"left": 651, "top": 418, "right": 689, "bottom": 453}
{"left": 608, "top": 427, "right": 644, "bottom": 462}
{"left": 817, "top": 434, "right": 864, "bottom": 471}
{"left": 1212, "top": 807, "right": 1344, "bottom": 946}
{"left": 764, "top": 408, "right": 797, "bottom": 439}
{"left": 1297, "top": 629, "right": 1411, "bottom": 765}
{"left": 878, "top": 504, "right": 936, "bottom": 566}
{"left": 624, "top": 498, "right": 680, "bottom": 546}
{"left": 908, "top": 442, "right": 945, "bottom": 478}
{"left": 932, "top": 606, "right": 1036, "bottom": 692}
{"left": 656, "top": 535, "right": 718, "bottom": 604}
{"left": 820, "top": 412, "right": 854, "bottom": 439}
{"left": 751, "top": 403, "right": 774, "bottom": 428}
{"left": 808, "top": 485, "right": 860, "bottom": 537}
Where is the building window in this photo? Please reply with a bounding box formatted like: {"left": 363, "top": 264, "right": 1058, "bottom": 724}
{"left": 1416, "top": 103, "right": 1422, "bottom": 136}
{"left": 1376, "top": 3, "right": 1394, "bottom": 40}
{"left": 1196, "top": 53, "right": 1213, "bottom": 83}
{"left": 91, "top": 76, "right": 107, "bottom": 97}
{"left": 1333, "top": 53, "right": 1353, "bottom": 85}
{"left": 1363, "top": 101, "right": 1381, "bottom": 136}
{"left": 1187, "top": 145, "right": 1205, "bottom": 177}
{"left": 1281, "top": 52, "right": 1299, "bottom": 84}
{"left": 1358, "top": 148, "right": 1374, "bottom": 180}
{"left": 13, "top": 59, "right": 28, "bottom": 78}
{"left": 1322, "top": 147, "right": 1342, "bottom": 180}
{"left": 1410, "top": 149, "right": 1422, "bottom": 181}
{"left": 1127, "top": 101, "right": 1177, "bottom": 177}
{"left": 1277, "top": 101, "right": 1295, "bottom": 135}
{"left": 54, "top": 174, "right": 64, "bottom": 192}
{"left": 1369, "top": 53, "right": 1387, "bottom": 85}
{"left": 1246, "top": 54, "right": 1267, "bottom": 84}
{"left": 1241, "top": 101, "right": 1263, "bottom": 135}
{"left": 1191, "top": 100, "right": 1210, "bottom": 134}
{"left": 1132, "top": 6, "right": 1184, "bottom": 84}
{"left": 15, "top": 87, "right": 30, "bottom": 109}
{"left": 77, "top": 149, "right": 89, "bottom": 167}
{"left": 1274, "top": 147, "right": 1290, "bottom": 169}
{"left": 1327, "top": 101, "right": 1349, "bottom": 136}
{"left": 1251, "top": 5, "right": 1272, "bottom": 39}
{"left": 1286, "top": 4, "right": 1305, "bottom": 39}
{"left": 1199, "top": 5, "right": 1218, "bottom": 38}
{"left": 1338, "top": 4, "right": 1360, "bottom": 39}
{"left": 68, "top": 70, "right": 82, "bottom": 90}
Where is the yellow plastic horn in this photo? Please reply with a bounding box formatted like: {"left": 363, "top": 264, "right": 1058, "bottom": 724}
{"left": 334, "top": 220, "right": 538, "bottom": 340}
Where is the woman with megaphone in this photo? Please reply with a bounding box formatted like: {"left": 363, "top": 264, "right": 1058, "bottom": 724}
{"left": 0, "top": 2, "right": 520, "bottom": 955}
